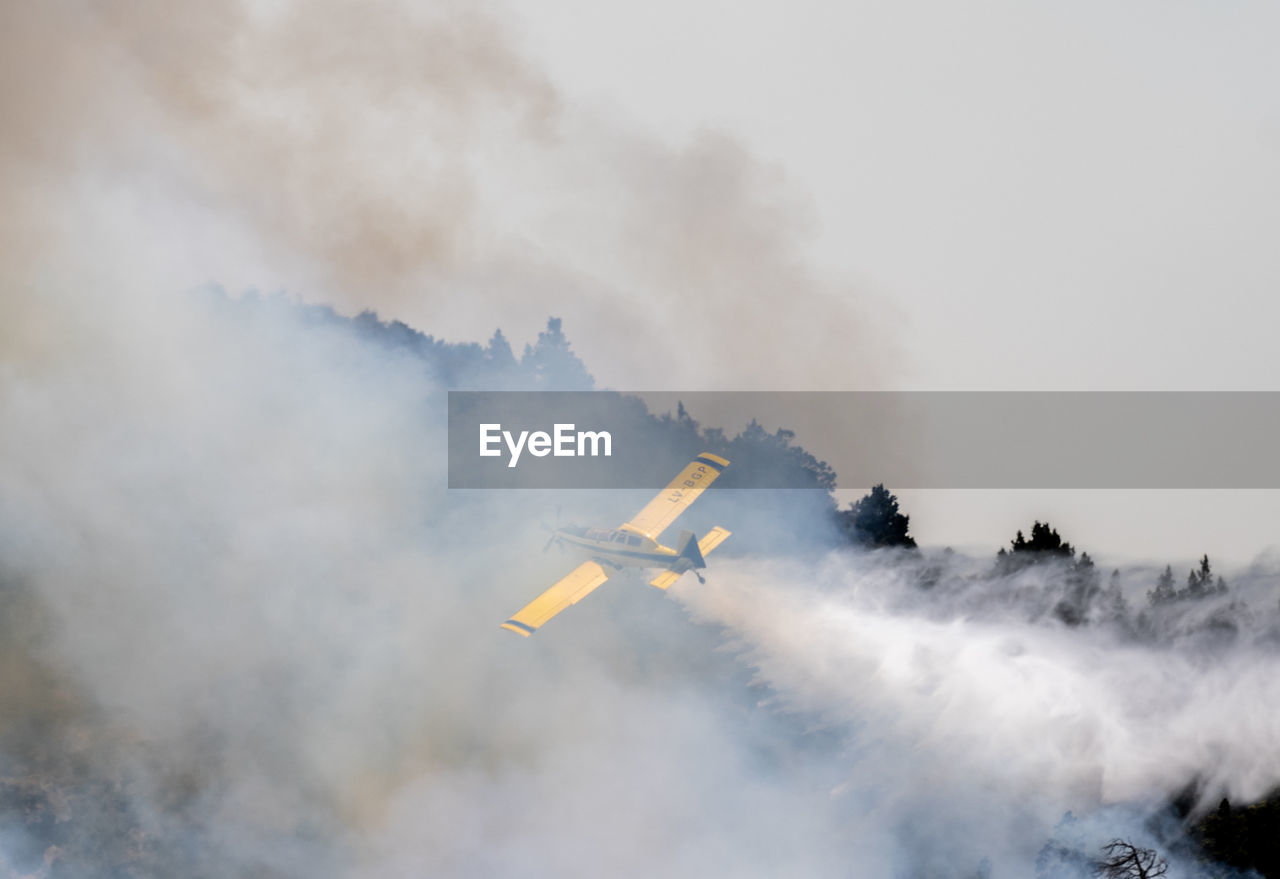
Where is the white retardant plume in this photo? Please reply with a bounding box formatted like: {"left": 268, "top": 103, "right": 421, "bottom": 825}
{"left": 674, "top": 552, "right": 1280, "bottom": 876}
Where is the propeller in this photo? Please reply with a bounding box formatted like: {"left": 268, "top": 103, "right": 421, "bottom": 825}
{"left": 541, "top": 505, "right": 566, "bottom": 553}
{"left": 539, "top": 506, "right": 564, "bottom": 533}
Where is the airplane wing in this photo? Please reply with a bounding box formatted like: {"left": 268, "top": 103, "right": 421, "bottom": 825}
{"left": 693, "top": 525, "right": 732, "bottom": 556}
{"left": 622, "top": 453, "right": 730, "bottom": 542}
{"left": 501, "top": 560, "right": 613, "bottom": 636}
{"left": 649, "top": 527, "right": 732, "bottom": 590}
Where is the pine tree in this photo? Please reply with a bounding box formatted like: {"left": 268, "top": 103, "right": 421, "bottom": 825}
{"left": 1103, "top": 569, "right": 1130, "bottom": 620}
{"left": 520, "top": 317, "right": 594, "bottom": 390}
{"left": 485, "top": 328, "right": 517, "bottom": 372}
{"left": 1055, "top": 550, "right": 1102, "bottom": 626}
{"left": 1023, "top": 521, "right": 1075, "bottom": 557}
{"left": 841, "top": 484, "right": 916, "bottom": 549}
{"left": 1185, "top": 554, "right": 1213, "bottom": 599}
{"left": 1178, "top": 554, "right": 1226, "bottom": 600}
{"left": 1148, "top": 565, "right": 1177, "bottom": 605}
{"left": 999, "top": 521, "right": 1077, "bottom": 573}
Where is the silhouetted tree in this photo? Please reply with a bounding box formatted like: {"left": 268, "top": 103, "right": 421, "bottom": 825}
{"left": 1017, "top": 521, "right": 1075, "bottom": 557}
{"left": 998, "top": 520, "right": 1076, "bottom": 573}
{"left": 1097, "top": 569, "right": 1131, "bottom": 625}
{"left": 840, "top": 484, "right": 916, "bottom": 549}
{"left": 1154, "top": 555, "right": 1230, "bottom": 602}
{"left": 1056, "top": 551, "right": 1103, "bottom": 625}
{"left": 711, "top": 419, "right": 838, "bottom": 492}
{"left": 1148, "top": 565, "right": 1177, "bottom": 605}
{"left": 1187, "top": 554, "right": 1229, "bottom": 599}
{"left": 1093, "top": 839, "right": 1167, "bottom": 878}
{"left": 485, "top": 328, "right": 518, "bottom": 372}
{"left": 641, "top": 409, "right": 841, "bottom": 555}
{"left": 521, "top": 317, "right": 594, "bottom": 390}
{"left": 1185, "top": 554, "right": 1213, "bottom": 599}
{"left": 1196, "top": 792, "right": 1280, "bottom": 877}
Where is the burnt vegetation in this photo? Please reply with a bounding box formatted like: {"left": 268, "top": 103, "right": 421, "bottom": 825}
{"left": 1094, "top": 839, "right": 1169, "bottom": 879}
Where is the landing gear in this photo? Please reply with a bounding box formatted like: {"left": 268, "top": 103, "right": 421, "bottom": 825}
{"left": 695, "top": 571, "right": 706, "bottom": 584}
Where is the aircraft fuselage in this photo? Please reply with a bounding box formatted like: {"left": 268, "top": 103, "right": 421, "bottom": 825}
{"left": 551, "top": 524, "right": 678, "bottom": 570}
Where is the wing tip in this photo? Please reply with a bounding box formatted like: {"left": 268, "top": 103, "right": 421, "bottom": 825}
{"left": 697, "top": 452, "right": 730, "bottom": 470}
{"left": 501, "top": 620, "right": 536, "bottom": 637}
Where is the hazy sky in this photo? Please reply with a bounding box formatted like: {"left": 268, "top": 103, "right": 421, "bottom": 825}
{"left": 498, "top": 0, "right": 1280, "bottom": 565}
{"left": 4, "top": 0, "right": 1279, "bottom": 564}
{"left": 505, "top": 0, "right": 1280, "bottom": 390}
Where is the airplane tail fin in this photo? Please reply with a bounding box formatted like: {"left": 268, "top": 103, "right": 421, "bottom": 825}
{"left": 651, "top": 527, "right": 732, "bottom": 590}
{"left": 675, "top": 530, "right": 707, "bottom": 568}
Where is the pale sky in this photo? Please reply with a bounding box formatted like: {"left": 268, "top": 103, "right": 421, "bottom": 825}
{"left": 497, "top": 0, "right": 1280, "bottom": 567}
{"left": 505, "top": 0, "right": 1280, "bottom": 390}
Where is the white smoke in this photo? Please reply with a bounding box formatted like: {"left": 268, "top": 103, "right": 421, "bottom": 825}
{"left": 3, "top": 291, "right": 1278, "bottom": 877}
{"left": 0, "top": 294, "right": 865, "bottom": 877}
{"left": 675, "top": 551, "right": 1280, "bottom": 875}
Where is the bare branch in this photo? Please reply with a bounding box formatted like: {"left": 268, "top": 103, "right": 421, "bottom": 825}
{"left": 1094, "top": 839, "right": 1169, "bottom": 879}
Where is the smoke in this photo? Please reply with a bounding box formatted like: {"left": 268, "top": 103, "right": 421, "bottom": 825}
{"left": 0, "top": 1, "right": 883, "bottom": 868}
{"left": 0, "top": 293, "right": 854, "bottom": 876}
{"left": 0, "top": 0, "right": 889, "bottom": 390}
{"left": 0, "top": 0, "right": 553, "bottom": 280}
{"left": 675, "top": 551, "right": 1280, "bottom": 875}
{"left": 2, "top": 293, "right": 1277, "bottom": 877}
{"left": 3, "top": 2, "right": 1276, "bottom": 876}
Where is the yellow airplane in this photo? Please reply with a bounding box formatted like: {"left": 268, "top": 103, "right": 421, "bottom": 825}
{"left": 501, "top": 452, "right": 732, "bottom": 636}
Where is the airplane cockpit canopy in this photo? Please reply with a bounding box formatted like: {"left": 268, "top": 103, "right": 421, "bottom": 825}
{"left": 584, "top": 527, "right": 644, "bottom": 547}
